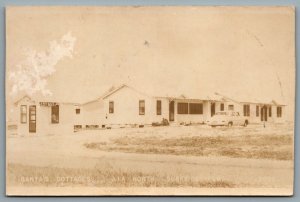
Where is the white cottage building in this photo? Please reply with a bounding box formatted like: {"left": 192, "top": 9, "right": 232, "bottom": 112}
{"left": 96, "top": 85, "right": 286, "bottom": 126}
{"left": 100, "top": 84, "right": 222, "bottom": 126}
{"left": 214, "top": 93, "right": 286, "bottom": 124}
{"left": 11, "top": 84, "right": 286, "bottom": 135}
{"left": 13, "top": 95, "right": 78, "bottom": 135}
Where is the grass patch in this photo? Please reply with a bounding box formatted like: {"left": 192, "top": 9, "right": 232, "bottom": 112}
{"left": 84, "top": 134, "right": 293, "bottom": 160}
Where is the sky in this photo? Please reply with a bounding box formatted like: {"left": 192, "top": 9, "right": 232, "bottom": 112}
{"left": 6, "top": 6, "right": 295, "bottom": 120}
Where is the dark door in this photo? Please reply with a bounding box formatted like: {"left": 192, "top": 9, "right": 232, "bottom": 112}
{"left": 260, "top": 106, "right": 268, "bottom": 122}
{"left": 211, "top": 103, "right": 215, "bottom": 117}
{"left": 169, "top": 101, "right": 175, "bottom": 121}
{"left": 29, "top": 105, "right": 36, "bottom": 133}
{"left": 264, "top": 106, "right": 268, "bottom": 121}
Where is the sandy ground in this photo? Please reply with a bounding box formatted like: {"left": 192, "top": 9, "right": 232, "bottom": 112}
{"left": 6, "top": 123, "right": 294, "bottom": 195}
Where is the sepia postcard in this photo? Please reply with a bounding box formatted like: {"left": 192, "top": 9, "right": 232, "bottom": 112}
{"left": 5, "top": 6, "right": 295, "bottom": 196}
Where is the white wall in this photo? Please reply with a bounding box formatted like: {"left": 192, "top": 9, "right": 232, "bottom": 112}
{"left": 17, "top": 98, "right": 75, "bottom": 135}
{"left": 36, "top": 104, "right": 74, "bottom": 135}
{"left": 103, "top": 87, "right": 169, "bottom": 125}
{"left": 74, "top": 100, "right": 105, "bottom": 126}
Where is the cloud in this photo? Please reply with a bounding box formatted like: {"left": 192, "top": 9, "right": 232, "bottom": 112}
{"left": 9, "top": 32, "right": 76, "bottom": 96}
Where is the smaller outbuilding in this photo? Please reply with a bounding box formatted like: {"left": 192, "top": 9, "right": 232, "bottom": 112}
{"left": 13, "top": 95, "right": 78, "bottom": 136}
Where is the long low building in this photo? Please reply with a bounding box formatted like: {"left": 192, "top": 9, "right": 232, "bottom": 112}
{"left": 12, "top": 84, "right": 286, "bottom": 135}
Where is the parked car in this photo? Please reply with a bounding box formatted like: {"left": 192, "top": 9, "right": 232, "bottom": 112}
{"left": 206, "top": 111, "right": 248, "bottom": 127}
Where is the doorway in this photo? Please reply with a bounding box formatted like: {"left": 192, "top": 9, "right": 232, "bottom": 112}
{"left": 260, "top": 106, "right": 268, "bottom": 122}
{"left": 211, "top": 103, "right": 215, "bottom": 117}
{"left": 169, "top": 101, "right": 175, "bottom": 121}
{"left": 29, "top": 105, "right": 36, "bottom": 133}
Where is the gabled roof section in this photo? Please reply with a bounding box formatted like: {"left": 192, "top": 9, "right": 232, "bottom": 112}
{"left": 13, "top": 94, "right": 32, "bottom": 105}
{"left": 215, "top": 92, "right": 286, "bottom": 106}
{"left": 270, "top": 100, "right": 286, "bottom": 106}
{"left": 102, "top": 84, "right": 152, "bottom": 100}
{"left": 80, "top": 94, "right": 104, "bottom": 106}
{"left": 80, "top": 97, "right": 102, "bottom": 106}
{"left": 102, "top": 84, "right": 127, "bottom": 99}
{"left": 13, "top": 94, "right": 80, "bottom": 106}
{"left": 83, "top": 83, "right": 225, "bottom": 103}
{"left": 214, "top": 92, "right": 240, "bottom": 103}
{"left": 80, "top": 85, "right": 118, "bottom": 105}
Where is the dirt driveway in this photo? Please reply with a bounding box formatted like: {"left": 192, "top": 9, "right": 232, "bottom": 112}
{"left": 6, "top": 123, "right": 294, "bottom": 195}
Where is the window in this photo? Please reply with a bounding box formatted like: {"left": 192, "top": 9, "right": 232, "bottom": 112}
{"left": 109, "top": 101, "right": 114, "bottom": 113}
{"left": 51, "top": 105, "right": 59, "bottom": 124}
{"left": 189, "top": 103, "right": 203, "bottom": 114}
{"left": 243, "top": 104, "right": 250, "bottom": 117}
{"left": 269, "top": 106, "right": 272, "bottom": 117}
{"left": 220, "top": 103, "right": 224, "bottom": 111}
{"left": 20, "top": 105, "right": 27, "bottom": 124}
{"left": 277, "top": 107, "right": 282, "bottom": 117}
{"left": 256, "top": 105, "right": 259, "bottom": 117}
{"left": 178, "top": 103, "right": 188, "bottom": 114}
{"left": 228, "top": 105, "right": 234, "bottom": 111}
{"left": 75, "top": 108, "right": 80, "bottom": 114}
{"left": 156, "top": 100, "right": 162, "bottom": 115}
{"left": 139, "top": 100, "right": 145, "bottom": 115}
